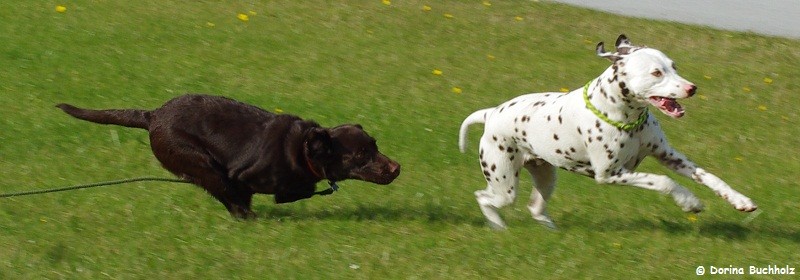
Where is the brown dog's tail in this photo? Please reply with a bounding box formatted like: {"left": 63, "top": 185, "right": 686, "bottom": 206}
{"left": 56, "top": 103, "right": 151, "bottom": 129}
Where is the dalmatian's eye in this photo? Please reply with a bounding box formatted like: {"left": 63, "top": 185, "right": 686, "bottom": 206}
{"left": 651, "top": 70, "right": 663, "bottom": 77}
{"left": 671, "top": 63, "right": 677, "bottom": 70}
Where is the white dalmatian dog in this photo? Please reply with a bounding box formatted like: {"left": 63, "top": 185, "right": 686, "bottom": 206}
{"left": 459, "top": 34, "right": 757, "bottom": 229}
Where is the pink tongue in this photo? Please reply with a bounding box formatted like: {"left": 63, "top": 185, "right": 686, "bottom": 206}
{"left": 651, "top": 97, "right": 685, "bottom": 118}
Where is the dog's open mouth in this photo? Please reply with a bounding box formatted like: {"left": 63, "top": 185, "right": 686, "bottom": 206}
{"left": 649, "top": 96, "right": 684, "bottom": 118}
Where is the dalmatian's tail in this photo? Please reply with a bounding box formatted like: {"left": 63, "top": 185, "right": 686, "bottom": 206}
{"left": 459, "top": 108, "right": 494, "bottom": 153}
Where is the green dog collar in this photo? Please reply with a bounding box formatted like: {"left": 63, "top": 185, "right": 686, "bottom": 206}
{"left": 583, "top": 80, "right": 648, "bottom": 131}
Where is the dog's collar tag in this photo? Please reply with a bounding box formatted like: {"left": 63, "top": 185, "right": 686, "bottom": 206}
{"left": 328, "top": 181, "right": 340, "bottom": 192}
{"left": 583, "top": 80, "right": 648, "bottom": 131}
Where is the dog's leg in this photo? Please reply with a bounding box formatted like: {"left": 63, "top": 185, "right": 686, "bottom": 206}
{"left": 151, "top": 139, "right": 256, "bottom": 219}
{"left": 594, "top": 170, "right": 705, "bottom": 213}
{"left": 524, "top": 162, "right": 557, "bottom": 229}
{"left": 655, "top": 148, "right": 757, "bottom": 212}
{"left": 474, "top": 135, "right": 521, "bottom": 230}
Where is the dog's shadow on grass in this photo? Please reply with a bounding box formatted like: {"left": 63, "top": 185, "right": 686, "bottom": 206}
{"left": 253, "top": 202, "right": 487, "bottom": 227}
{"left": 558, "top": 213, "right": 800, "bottom": 243}
{"left": 253, "top": 204, "right": 799, "bottom": 243}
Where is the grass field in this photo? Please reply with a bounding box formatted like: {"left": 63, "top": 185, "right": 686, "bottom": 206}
{"left": 1, "top": 1, "right": 798, "bottom": 278}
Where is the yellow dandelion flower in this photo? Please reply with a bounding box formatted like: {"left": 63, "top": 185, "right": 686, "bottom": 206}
{"left": 55, "top": 5, "right": 67, "bottom": 13}
{"left": 275, "top": 108, "right": 284, "bottom": 113}
{"left": 382, "top": 0, "right": 391, "bottom": 5}
{"left": 757, "top": 105, "right": 767, "bottom": 111}
{"left": 444, "top": 13, "right": 454, "bottom": 19}
{"left": 742, "top": 86, "right": 751, "bottom": 92}
{"left": 249, "top": 10, "right": 257, "bottom": 15}
{"left": 763, "top": 77, "right": 773, "bottom": 84}
{"left": 687, "top": 214, "right": 698, "bottom": 223}
{"left": 583, "top": 39, "right": 594, "bottom": 45}
{"left": 612, "top": 242, "right": 622, "bottom": 248}
{"left": 237, "top": 13, "right": 249, "bottom": 22}
{"left": 514, "top": 16, "right": 523, "bottom": 21}
{"left": 698, "top": 94, "right": 708, "bottom": 100}
{"left": 432, "top": 69, "right": 443, "bottom": 75}
{"left": 452, "top": 87, "right": 463, "bottom": 94}
{"left": 482, "top": 1, "right": 492, "bottom": 7}
{"left": 422, "top": 5, "right": 432, "bottom": 11}
{"left": 735, "top": 156, "right": 744, "bottom": 161}
{"left": 703, "top": 75, "right": 712, "bottom": 80}
{"left": 206, "top": 22, "right": 216, "bottom": 28}
{"left": 559, "top": 87, "right": 570, "bottom": 93}
{"left": 486, "top": 54, "right": 496, "bottom": 60}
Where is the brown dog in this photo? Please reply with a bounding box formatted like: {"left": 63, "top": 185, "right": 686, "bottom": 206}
{"left": 57, "top": 94, "right": 401, "bottom": 219}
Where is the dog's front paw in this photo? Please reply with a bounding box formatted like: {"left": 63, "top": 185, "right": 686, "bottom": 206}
{"left": 672, "top": 188, "right": 704, "bottom": 213}
{"left": 730, "top": 195, "right": 757, "bottom": 212}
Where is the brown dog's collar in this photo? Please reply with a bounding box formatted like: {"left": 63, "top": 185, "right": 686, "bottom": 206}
{"left": 304, "top": 155, "right": 325, "bottom": 180}
{"left": 303, "top": 141, "right": 339, "bottom": 193}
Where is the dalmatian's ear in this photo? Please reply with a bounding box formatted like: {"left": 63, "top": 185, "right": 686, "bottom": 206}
{"left": 615, "top": 34, "right": 635, "bottom": 55}
{"left": 596, "top": 41, "right": 621, "bottom": 62}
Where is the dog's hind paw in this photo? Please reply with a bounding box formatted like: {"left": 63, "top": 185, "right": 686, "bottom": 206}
{"left": 487, "top": 220, "right": 508, "bottom": 231}
{"left": 536, "top": 219, "right": 558, "bottom": 230}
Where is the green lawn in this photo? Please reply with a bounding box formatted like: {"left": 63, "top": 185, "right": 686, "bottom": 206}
{"left": 1, "top": 1, "right": 798, "bottom": 279}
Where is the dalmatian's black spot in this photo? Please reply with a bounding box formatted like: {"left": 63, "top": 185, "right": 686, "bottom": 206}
{"left": 509, "top": 101, "right": 517, "bottom": 107}
{"left": 553, "top": 134, "right": 559, "bottom": 140}
{"left": 558, "top": 115, "right": 563, "bottom": 124}
{"left": 620, "top": 143, "right": 625, "bottom": 148}
{"left": 514, "top": 171, "right": 519, "bottom": 177}
{"left": 533, "top": 101, "right": 545, "bottom": 107}
{"left": 570, "top": 147, "right": 576, "bottom": 153}
{"left": 498, "top": 107, "right": 505, "bottom": 113}
{"left": 522, "top": 131, "right": 527, "bottom": 137}
{"left": 514, "top": 128, "right": 518, "bottom": 133}
{"left": 498, "top": 145, "right": 504, "bottom": 151}
{"left": 546, "top": 115, "right": 551, "bottom": 122}
{"left": 481, "top": 161, "right": 488, "bottom": 168}
{"left": 509, "top": 155, "right": 515, "bottom": 161}
{"left": 596, "top": 136, "right": 603, "bottom": 141}
{"left": 506, "top": 146, "right": 514, "bottom": 153}
{"left": 577, "top": 127, "right": 582, "bottom": 135}
{"left": 490, "top": 164, "right": 496, "bottom": 172}
{"left": 555, "top": 149, "right": 562, "bottom": 154}
{"left": 483, "top": 170, "right": 490, "bottom": 177}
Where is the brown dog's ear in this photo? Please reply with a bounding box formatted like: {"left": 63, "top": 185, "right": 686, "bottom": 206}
{"left": 304, "top": 127, "right": 333, "bottom": 158}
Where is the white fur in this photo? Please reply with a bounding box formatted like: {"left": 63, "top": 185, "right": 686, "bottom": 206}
{"left": 459, "top": 35, "right": 757, "bottom": 229}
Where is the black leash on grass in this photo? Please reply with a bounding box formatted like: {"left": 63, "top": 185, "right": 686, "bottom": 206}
{"left": 0, "top": 177, "right": 191, "bottom": 198}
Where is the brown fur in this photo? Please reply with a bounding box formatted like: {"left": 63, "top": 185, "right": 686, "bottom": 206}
{"left": 57, "top": 94, "right": 400, "bottom": 219}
